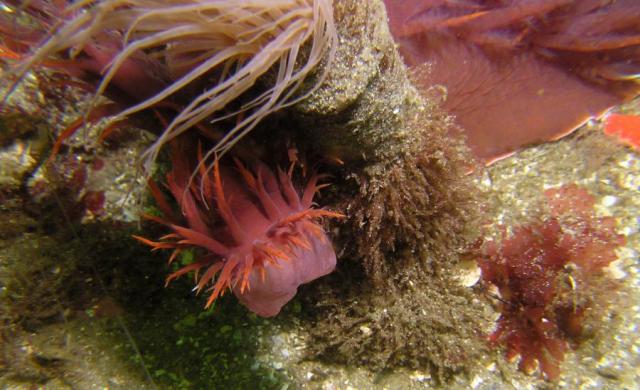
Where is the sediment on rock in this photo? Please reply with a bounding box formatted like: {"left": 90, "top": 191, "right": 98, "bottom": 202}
{"left": 295, "top": 0, "right": 426, "bottom": 164}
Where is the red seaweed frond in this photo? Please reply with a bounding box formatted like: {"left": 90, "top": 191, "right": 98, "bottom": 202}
{"left": 479, "top": 184, "right": 625, "bottom": 380}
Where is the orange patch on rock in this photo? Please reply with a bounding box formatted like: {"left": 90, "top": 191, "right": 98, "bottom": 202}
{"left": 604, "top": 113, "right": 640, "bottom": 149}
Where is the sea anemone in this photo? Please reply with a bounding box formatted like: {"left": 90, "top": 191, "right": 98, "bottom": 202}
{"left": 2, "top": 0, "right": 337, "bottom": 170}
{"left": 134, "top": 142, "right": 343, "bottom": 317}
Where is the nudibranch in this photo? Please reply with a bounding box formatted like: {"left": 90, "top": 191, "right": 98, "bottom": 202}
{"left": 134, "top": 147, "right": 343, "bottom": 317}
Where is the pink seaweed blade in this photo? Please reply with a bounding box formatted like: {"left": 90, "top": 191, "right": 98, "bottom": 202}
{"left": 383, "top": 0, "right": 640, "bottom": 163}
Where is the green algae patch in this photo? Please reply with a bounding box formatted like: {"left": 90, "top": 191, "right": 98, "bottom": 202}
{"left": 0, "top": 215, "right": 291, "bottom": 388}
{"left": 116, "top": 289, "right": 289, "bottom": 390}
{"left": 80, "top": 224, "right": 292, "bottom": 389}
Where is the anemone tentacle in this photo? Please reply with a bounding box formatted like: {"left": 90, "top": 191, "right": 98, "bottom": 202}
{"left": 3, "top": 0, "right": 337, "bottom": 174}
{"left": 212, "top": 156, "right": 247, "bottom": 243}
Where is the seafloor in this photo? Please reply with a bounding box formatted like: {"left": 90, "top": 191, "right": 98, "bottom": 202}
{"left": 0, "top": 72, "right": 639, "bottom": 389}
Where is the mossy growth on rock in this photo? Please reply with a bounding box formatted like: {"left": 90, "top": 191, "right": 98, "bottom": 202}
{"left": 298, "top": 102, "right": 490, "bottom": 381}
{"left": 348, "top": 118, "right": 480, "bottom": 281}
{"left": 117, "top": 279, "right": 290, "bottom": 389}
{"left": 0, "top": 235, "right": 83, "bottom": 332}
{"left": 304, "top": 212, "right": 490, "bottom": 383}
{"left": 307, "top": 261, "right": 491, "bottom": 382}
{"left": 290, "top": 0, "right": 483, "bottom": 282}
{"left": 284, "top": 0, "right": 490, "bottom": 378}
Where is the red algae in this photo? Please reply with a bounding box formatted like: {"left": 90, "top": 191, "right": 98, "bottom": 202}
{"left": 478, "top": 184, "right": 625, "bottom": 380}
{"left": 82, "top": 190, "right": 106, "bottom": 216}
{"left": 135, "top": 143, "right": 343, "bottom": 317}
{"left": 29, "top": 155, "right": 106, "bottom": 222}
